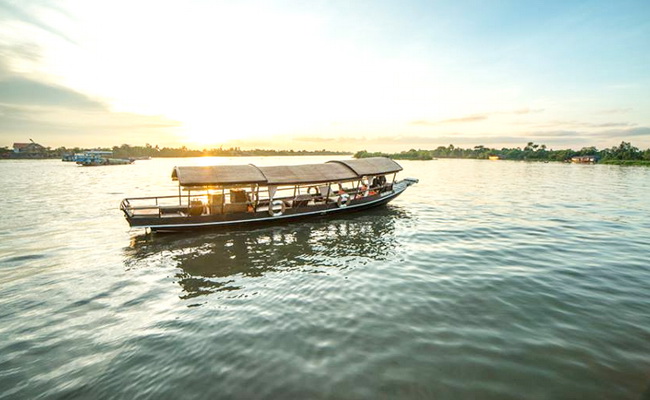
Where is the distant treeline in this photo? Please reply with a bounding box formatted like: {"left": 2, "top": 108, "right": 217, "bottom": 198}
{"left": 4, "top": 141, "right": 650, "bottom": 165}
{"left": 108, "top": 144, "right": 351, "bottom": 158}
{"left": 355, "top": 141, "right": 650, "bottom": 165}
{"left": 0, "top": 144, "right": 351, "bottom": 158}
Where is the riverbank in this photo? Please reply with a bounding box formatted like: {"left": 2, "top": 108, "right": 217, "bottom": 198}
{"left": 355, "top": 141, "right": 650, "bottom": 165}
{"left": 1, "top": 143, "right": 353, "bottom": 159}
{"left": 1, "top": 147, "right": 352, "bottom": 159}
{"left": 600, "top": 159, "right": 650, "bottom": 166}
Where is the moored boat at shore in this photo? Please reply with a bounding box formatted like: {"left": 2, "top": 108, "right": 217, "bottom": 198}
{"left": 75, "top": 151, "right": 134, "bottom": 166}
{"left": 62, "top": 153, "right": 79, "bottom": 162}
{"left": 120, "top": 157, "right": 418, "bottom": 232}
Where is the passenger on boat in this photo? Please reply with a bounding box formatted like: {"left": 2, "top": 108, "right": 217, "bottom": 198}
{"left": 356, "top": 184, "right": 368, "bottom": 199}
{"left": 372, "top": 175, "right": 387, "bottom": 188}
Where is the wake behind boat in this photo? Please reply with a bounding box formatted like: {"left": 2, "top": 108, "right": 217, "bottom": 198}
{"left": 120, "top": 157, "right": 418, "bottom": 232}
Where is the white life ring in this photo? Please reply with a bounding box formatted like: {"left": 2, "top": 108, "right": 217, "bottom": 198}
{"left": 337, "top": 193, "right": 350, "bottom": 208}
{"left": 268, "top": 200, "right": 286, "bottom": 216}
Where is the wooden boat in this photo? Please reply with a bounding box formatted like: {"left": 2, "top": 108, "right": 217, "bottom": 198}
{"left": 120, "top": 157, "right": 418, "bottom": 232}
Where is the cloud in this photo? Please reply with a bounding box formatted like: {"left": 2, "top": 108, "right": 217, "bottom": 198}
{"left": 0, "top": 45, "right": 42, "bottom": 79}
{"left": 409, "top": 120, "right": 436, "bottom": 126}
{"left": 0, "top": 37, "right": 182, "bottom": 147}
{"left": 0, "top": 103, "right": 180, "bottom": 136}
{"left": 535, "top": 120, "right": 636, "bottom": 129}
{"left": 524, "top": 126, "right": 650, "bottom": 140}
{"left": 528, "top": 130, "right": 581, "bottom": 138}
{"left": 439, "top": 114, "right": 488, "bottom": 123}
{"left": 511, "top": 108, "right": 545, "bottom": 115}
{"left": 0, "top": 77, "right": 105, "bottom": 109}
{"left": 592, "top": 127, "right": 650, "bottom": 138}
{"left": 410, "top": 108, "right": 544, "bottom": 126}
{"left": 596, "top": 108, "right": 632, "bottom": 115}
{"left": 292, "top": 136, "right": 336, "bottom": 142}
{"left": 0, "top": 1, "right": 77, "bottom": 44}
{"left": 410, "top": 114, "right": 488, "bottom": 126}
{"left": 0, "top": 51, "right": 180, "bottom": 146}
{"left": 589, "top": 122, "right": 635, "bottom": 128}
{"left": 314, "top": 127, "right": 649, "bottom": 148}
{"left": 0, "top": 48, "right": 97, "bottom": 110}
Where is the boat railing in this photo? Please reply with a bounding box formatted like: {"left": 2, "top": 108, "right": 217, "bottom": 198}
{"left": 120, "top": 178, "right": 397, "bottom": 219}
{"left": 120, "top": 195, "right": 193, "bottom": 218}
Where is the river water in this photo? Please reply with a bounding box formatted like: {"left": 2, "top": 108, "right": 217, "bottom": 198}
{"left": 0, "top": 157, "right": 649, "bottom": 399}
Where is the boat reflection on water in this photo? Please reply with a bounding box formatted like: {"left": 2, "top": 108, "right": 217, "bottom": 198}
{"left": 125, "top": 206, "right": 413, "bottom": 300}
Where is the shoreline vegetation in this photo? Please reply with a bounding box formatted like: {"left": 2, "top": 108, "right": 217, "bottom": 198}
{"left": 0, "top": 144, "right": 351, "bottom": 159}
{"left": 2, "top": 141, "right": 649, "bottom": 166}
{"left": 111, "top": 145, "right": 353, "bottom": 158}
{"left": 354, "top": 141, "right": 650, "bottom": 166}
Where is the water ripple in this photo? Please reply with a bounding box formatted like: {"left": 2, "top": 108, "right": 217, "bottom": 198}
{"left": 1, "top": 158, "right": 650, "bottom": 399}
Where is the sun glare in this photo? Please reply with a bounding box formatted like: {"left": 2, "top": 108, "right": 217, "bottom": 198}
{"left": 179, "top": 115, "right": 270, "bottom": 148}
{"left": 180, "top": 123, "right": 233, "bottom": 148}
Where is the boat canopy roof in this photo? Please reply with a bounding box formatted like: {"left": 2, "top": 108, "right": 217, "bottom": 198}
{"left": 328, "top": 158, "right": 402, "bottom": 176}
{"left": 259, "top": 163, "right": 357, "bottom": 185}
{"left": 171, "top": 157, "right": 403, "bottom": 187}
{"left": 172, "top": 165, "right": 267, "bottom": 186}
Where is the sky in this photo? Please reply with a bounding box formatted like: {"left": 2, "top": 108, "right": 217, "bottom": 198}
{"left": 1, "top": 0, "right": 649, "bottom": 151}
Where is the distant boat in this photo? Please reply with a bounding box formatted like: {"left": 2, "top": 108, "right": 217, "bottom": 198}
{"left": 61, "top": 154, "right": 78, "bottom": 162}
{"left": 120, "top": 157, "right": 418, "bottom": 232}
{"left": 571, "top": 155, "right": 598, "bottom": 164}
{"left": 488, "top": 155, "right": 500, "bottom": 161}
{"left": 75, "top": 151, "right": 134, "bottom": 166}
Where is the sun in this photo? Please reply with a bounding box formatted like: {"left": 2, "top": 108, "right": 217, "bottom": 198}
{"left": 182, "top": 127, "right": 228, "bottom": 147}
{"left": 177, "top": 109, "right": 296, "bottom": 148}
{"left": 177, "top": 116, "right": 243, "bottom": 148}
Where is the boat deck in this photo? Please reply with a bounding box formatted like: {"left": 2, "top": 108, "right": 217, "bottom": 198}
{"left": 129, "top": 194, "right": 363, "bottom": 218}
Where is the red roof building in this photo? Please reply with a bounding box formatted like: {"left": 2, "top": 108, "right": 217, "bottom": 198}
{"left": 13, "top": 141, "right": 46, "bottom": 154}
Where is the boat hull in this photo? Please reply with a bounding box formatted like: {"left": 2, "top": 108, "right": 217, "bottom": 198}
{"left": 125, "top": 182, "right": 412, "bottom": 232}
{"left": 78, "top": 158, "right": 134, "bottom": 166}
